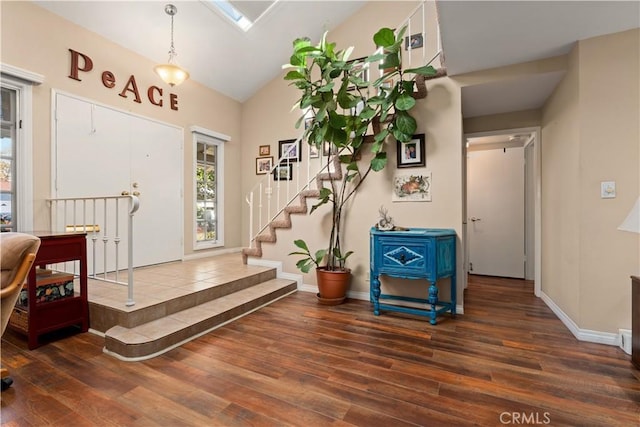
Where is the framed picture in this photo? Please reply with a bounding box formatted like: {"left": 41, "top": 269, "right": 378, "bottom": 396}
{"left": 397, "top": 134, "right": 425, "bottom": 168}
{"left": 273, "top": 164, "right": 293, "bottom": 181}
{"left": 259, "top": 145, "right": 270, "bottom": 156}
{"left": 346, "top": 57, "right": 369, "bottom": 92}
{"left": 392, "top": 172, "right": 432, "bottom": 202}
{"left": 405, "top": 33, "right": 424, "bottom": 50}
{"left": 255, "top": 156, "right": 273, "bottom": 175}
{"left": 309, "top": 144, "right": 320, "bottom": 159}
{"left": 279, "top": 139, "right": 301, "bottom": 162}
{"left": 305, "top": 118, "right": 320, "bottom": 158}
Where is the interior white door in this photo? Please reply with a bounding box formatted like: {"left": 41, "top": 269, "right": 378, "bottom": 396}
{"left": 129, "top": 120, "right": 183, "bottom": 267}
{"left": 467, "top": 147, "right": 525, "bottom": 278}
{"left": 54, "top": 93, "right": 183, "bottom": 270}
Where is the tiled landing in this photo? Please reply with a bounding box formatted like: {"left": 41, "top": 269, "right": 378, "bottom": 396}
{"left": 87, "top": 253, "right": 297, "bottom": 361}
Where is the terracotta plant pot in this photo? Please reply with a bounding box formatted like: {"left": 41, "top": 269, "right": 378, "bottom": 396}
{"left": 316, "top": 267, "right": 351, "bottom": 305}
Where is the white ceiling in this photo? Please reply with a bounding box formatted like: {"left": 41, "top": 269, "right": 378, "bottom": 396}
{"left": 34, "top": 1, "right": 639, "bottom": 117}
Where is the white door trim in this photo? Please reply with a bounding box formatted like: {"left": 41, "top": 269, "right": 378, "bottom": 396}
{"left": 0, "top": 76, "right": 36, "bottom": 231}
{"left": 464, "top": 126, "right": 541, "bottom": 297}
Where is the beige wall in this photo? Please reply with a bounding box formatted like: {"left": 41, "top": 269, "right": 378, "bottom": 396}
{"left": 541, "top": 45, "right": 582, "bottom": 321}
{"left": 242, "top": 1, "right": 464, "bottom": 300}
{"left": 1, "top": 1, "right": 243, "bottom": 255}
{"left": 542, "top": 28, "right": 640, "bottom": 332}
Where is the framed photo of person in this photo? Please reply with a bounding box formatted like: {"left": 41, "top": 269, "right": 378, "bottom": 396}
{"left": 397, "top": 134, "right": 425, "bottom": 168}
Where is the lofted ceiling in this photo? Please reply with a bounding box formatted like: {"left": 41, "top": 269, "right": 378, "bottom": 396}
{"left": 35, "top": 0, "right": 368, "bottom": 102}
{"left": 34, "top": 1, "right": 639, "bottom": 119}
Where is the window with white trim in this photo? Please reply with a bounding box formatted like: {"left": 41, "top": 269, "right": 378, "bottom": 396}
{"left": 192, "top": 128, "right": 226, "bottom": 249}
{"left": 1, "top": 67, "right": 41, "bottom": 232}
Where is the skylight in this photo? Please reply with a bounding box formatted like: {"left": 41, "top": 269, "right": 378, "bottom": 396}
{"left": 207, "top": 0, "right": 279, "bottom": 32}
{"left": 210, "top": 0, "right": 252, "bottom": 31}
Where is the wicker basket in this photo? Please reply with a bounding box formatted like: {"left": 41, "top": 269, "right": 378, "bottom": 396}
{"left": 9, "top": 307, "right": 28, "bottom": 332}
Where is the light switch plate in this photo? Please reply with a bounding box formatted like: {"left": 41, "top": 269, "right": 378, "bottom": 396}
{"left": 601, "top": 181, "right": 616, "bottom": 198}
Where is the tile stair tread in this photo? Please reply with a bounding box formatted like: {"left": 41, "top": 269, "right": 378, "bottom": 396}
{"left": 106, "top": 278, "right": 295, "bottom": 344}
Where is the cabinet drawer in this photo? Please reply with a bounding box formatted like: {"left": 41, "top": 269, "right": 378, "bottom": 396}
{"left": 378, "top": 239, "right": 432, "bottom": 275}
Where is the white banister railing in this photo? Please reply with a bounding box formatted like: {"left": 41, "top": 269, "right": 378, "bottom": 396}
{"left": 246, "top": 132, "right": 340, "bottom": 248}
{"left": 47, "top": 195, "right": 140, "bottom": 306}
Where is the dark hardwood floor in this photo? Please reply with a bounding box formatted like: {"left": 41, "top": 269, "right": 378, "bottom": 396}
{"left": 2, "top": 275, "right": 639, "bottom": 426}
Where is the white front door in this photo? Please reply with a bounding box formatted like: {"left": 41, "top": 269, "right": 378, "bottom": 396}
{"left": 467, "top": 147, "right": 525, "bottom": 278}
{"left": 54, "top": 93, "right": 183, "bottom": 269}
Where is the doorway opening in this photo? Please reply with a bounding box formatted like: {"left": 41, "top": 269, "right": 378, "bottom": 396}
{"left": 463, "top": 127, "right": 541, "bottom": 296}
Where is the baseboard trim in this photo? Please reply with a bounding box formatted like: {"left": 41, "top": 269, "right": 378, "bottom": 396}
{"left": 247, "top": 258, "right": 466, "bottom": 314}
{"left": 183, "top": 247, "right": 242, "bottom": 261}
{"left": 619, "top": 329, "right": 632, "bottom": 355}
{"left": 247, "top": 258, "right": 303, "bottom": 288}
{"left": 540, "top": 291, "right": 620, "bottom": 347}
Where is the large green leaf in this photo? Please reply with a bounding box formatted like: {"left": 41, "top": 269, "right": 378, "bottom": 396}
{"left": 395, "top": 94, "right": 416, "bottom": 111}
{"left": 314, "top": 249, "right": 328, "bottom": 265}
{"left": 371, "top": 152, "right": 387, "bottom": 171}
{"left": 328, "top": 111, "right": 347, "bottom": 129}
{"left": 404, "top": 65, "right": 438, "bottom": 76}
{"left": 318, "top": 82, "right": 335, "bottom": 92}
{"left": 394, "top": 112, "right": 417, "bottom": 137}
{"left": 293, "top": 239, "right": 309, "bottom": 252}
{"left": 373, "top": 28, "right": 395, "bottom": 48}
{"left": 284, "top": 70, "right": 305, "bottom": 81}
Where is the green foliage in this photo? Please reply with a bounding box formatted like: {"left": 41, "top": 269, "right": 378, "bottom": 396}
{"left": 285, "top": 25, "right": 437, "bottom": 272}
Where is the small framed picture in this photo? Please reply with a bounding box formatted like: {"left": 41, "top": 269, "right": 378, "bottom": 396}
{"left": 397, "top": 134, "right": 425, "bottom": 168}
{"left": 279, "top": 139, "right": 301, "bottom": 162}
{"left": 255, "top": 156, "right": 273, "bottom": 175}
{"left": 259, "top": 145, "right": 270, "bottom": 156}
{"left": 405, "top": 33, "right": 424, "bottom": 50}
{"left": 309, "top": 144, "right": 320, "bottom": 159}
{"left": 273, "top": 164, "right": 293, "bottom": 181}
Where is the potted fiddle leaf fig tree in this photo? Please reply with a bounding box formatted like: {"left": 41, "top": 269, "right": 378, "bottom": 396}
{"left": 286, "top": 26, "right": 437, "bottom": 304}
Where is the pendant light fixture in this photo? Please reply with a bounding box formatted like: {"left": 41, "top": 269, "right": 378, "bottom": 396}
{"left": 154, "top": 4, "right": 189, "bottom": 87}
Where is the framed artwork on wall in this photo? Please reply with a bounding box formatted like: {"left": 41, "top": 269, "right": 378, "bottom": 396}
{"left": 309, "top": 144, "right": 320, "bottom": 159}
{"left": 392, "top": 172, "right": 432, "bottom": 202}
{"left": 255, "top": 156, "right": 273, "bottom": 175}
{"left": 273, "top": 164, "right": 293, "bottom": 181}
{"left": 397, "top": 134, "right": 425, "bottom": 168}
{"left": 259, "top": 145, "right": 270, "bottom": 156}
{"left": 279, "top": 139, "right": 301, "bottom": 162}
{"left": 405, "top": 33, "right": 424, "bottom": 50}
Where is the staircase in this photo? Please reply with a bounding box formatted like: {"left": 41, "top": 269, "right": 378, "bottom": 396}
{"left": 241, "top": 1, "right": 445, "bottom": 264}
{"left": 242, "top": 156, "right": 343, "bottom": 263}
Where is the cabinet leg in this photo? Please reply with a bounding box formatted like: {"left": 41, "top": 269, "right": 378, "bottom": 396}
{"left": 428, "top": 282, "right": 438, "bottom": 325}
{"left": 372, "top": 275, "right": 381, "bottom": 316}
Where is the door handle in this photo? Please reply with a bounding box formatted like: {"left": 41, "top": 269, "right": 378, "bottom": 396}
{"left": 470, "top": 217, "right": 481, "bottom": 222}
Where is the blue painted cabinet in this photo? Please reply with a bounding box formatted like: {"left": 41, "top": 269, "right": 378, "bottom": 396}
{"left": 370, "top": 227, "right": 457, "bottom": 325}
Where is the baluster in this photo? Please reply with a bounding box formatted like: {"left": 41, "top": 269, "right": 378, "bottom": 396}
{"left": 102, "top": 198, "right": 108, "bottom": 280}
{"left": 114, "top": 197, "right": 120, "bottom": 283}
{"left": 91, "top": 199, "right": 97, "bottom": 278}
{"left": 258, "top": 183, "right": 263, "bottom": 238}
{"left": 247, "top": 192, "right": 254, "bottom": 248}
